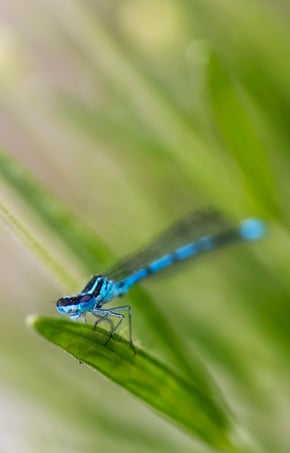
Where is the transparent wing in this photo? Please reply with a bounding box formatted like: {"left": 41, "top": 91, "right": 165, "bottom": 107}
{"left": 105, "top": 208, "right": 231, "bottom": 281}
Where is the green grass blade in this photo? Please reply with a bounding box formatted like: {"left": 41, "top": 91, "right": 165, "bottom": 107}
{"left": 207, "top": 54, "right": 279, "bottom": 218}
{"left": 0, "top": 148, "right": 111, "bottom": 272}
{"left": 0, "top": 198, "right": 77, "bottom": 290}
{"left": 28, "top": 315, "right": 239, "bottom": 453}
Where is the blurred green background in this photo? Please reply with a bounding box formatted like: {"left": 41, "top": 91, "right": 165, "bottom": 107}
{"left": 0, "top": 0, "right": 290, "bottom": 451}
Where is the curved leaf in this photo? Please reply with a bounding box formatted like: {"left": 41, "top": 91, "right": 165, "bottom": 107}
{"left": 28, "top": 315, "right": 238, "bottom": 452}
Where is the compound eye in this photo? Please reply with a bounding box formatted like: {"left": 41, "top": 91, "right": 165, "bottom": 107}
{"left": 56, "top": 297, "right": 72, "bottom": 307}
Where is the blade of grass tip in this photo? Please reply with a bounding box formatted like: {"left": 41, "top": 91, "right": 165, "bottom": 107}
{"left": 28, "top": 315, "right": 243, "bottom": 453}
{"left": 0, "top": 148, "right": 224, "bottom": 401}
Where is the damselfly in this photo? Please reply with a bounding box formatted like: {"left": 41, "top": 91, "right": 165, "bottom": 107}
{"left": 56, "top": 209, "right": 266, "bottom": 353}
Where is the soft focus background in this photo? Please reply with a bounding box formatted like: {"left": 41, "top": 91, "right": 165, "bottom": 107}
{"left": 0, "top": 0, "right": 290, "bottom": 452}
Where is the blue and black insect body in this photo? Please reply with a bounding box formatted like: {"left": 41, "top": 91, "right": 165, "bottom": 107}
{"left": 56, "top": 209, "right": 266, "bottom": 353}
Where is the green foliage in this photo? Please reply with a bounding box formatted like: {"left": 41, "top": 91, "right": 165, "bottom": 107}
{"left": 29, "top": 316, "right": 237, "bottom": 452}
{"left": 0, "top": 1, "right": 290, "bottom": 452}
